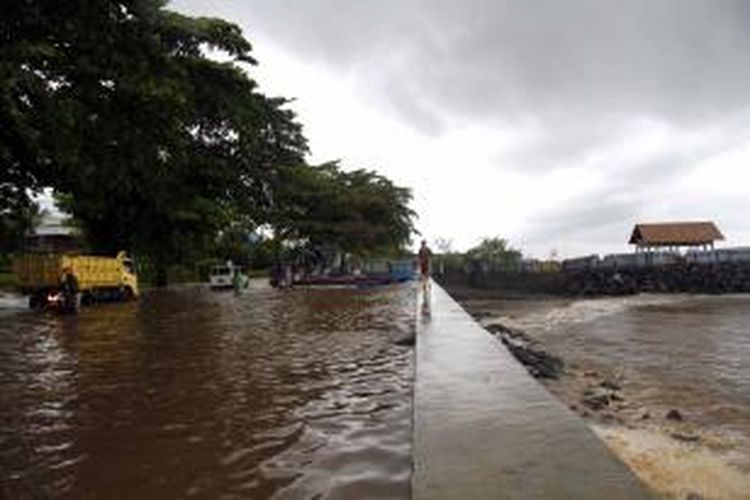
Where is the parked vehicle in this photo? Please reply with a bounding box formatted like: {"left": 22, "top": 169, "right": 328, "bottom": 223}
{"left": 13, "top": 251, "right": 138, "bottom": 310}
{"left": 209, "top": 262, "right": 247, "bottom": 290}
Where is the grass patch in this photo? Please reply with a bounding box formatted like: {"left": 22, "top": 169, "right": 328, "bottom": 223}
{"left": 0, "top": 272, "right": 19, "bottom": 292}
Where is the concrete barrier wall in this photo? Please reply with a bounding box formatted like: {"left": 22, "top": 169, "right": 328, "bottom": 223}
{"left": 412, "top": 283, "right": 652, "bottom": 499}
{"left": 436, "top": 270, "right": 566, "bottom": 294}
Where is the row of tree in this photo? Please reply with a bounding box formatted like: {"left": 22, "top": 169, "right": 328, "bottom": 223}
{"left": 1, "top": 0, "right": 416, "bottom": 283}
{"left": 432, "top": 237, "right": 525, "bottom": 273}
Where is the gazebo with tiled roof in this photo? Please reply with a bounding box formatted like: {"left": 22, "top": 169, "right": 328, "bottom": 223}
{"left": 629, "top": 221, "right": 724, "bottom": 253}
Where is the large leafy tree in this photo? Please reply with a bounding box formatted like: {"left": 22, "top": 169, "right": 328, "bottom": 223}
{"left": 271, "top": 162, "right": 416, "bottom": 256}
{"left": 1, "top": 0, "right": 306, "bottom": 283}
{"left": 467, "top": 237, "right": 523, "bottom": 271}
{"left": 0, "top": 204, "right": 44, "bottom": 257}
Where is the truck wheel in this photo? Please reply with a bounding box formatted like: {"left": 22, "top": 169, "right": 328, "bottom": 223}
{"left": 29, "top": 294, "right": 43, "bottom": 310}
{"left": 122, "top": 287, "right": 134, "bottom": 301}
{"left": 80, "top": 293, "right": 94, "bottom": 307}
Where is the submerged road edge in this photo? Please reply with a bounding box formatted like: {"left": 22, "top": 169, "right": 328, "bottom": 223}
{"left": 411, "top": 282, "right": 653, "bottom": 500}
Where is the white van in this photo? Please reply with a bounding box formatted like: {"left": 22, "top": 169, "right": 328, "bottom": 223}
{"left": 209, "top": 263, "right": 244, "bottom": 290}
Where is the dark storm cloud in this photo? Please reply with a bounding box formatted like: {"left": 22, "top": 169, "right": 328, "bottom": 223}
{"left": 175, "top": 0, "right": 750, "bottom": 172}
{"left": 172, "top": 0, "right": 750, "bottom": 252}
{"left": 200, "top": 0, "right": 750, "bottom": 128}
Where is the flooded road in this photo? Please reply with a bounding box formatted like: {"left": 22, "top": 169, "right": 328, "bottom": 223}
{"left": 0, "top": 283, "right": 415, "bottom": 499}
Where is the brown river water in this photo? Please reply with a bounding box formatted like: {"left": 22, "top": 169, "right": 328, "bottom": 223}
{"left": 494, "top": 294, "right": 750, "bottom": 436}
{"left": 475, "top": 292, "right": 750, "bottom": 498}
{"left": 0, "top": 283, "right": 415, "bottom": 499}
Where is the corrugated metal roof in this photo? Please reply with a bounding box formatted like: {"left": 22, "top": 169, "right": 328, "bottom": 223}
{"left": 629, "top": 222, "right": 724, "bottom": 246}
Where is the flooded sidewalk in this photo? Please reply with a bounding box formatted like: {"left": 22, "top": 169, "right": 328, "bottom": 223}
{"left": 413, "top": 283, "right": 652, "bottom": 499}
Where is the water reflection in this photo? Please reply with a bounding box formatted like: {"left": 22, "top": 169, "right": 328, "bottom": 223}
{"left": 420, "top": 287, "right": 431, "bottom": 320}
{"left": 0, "top": 283, "right": 415, "bottom": 499}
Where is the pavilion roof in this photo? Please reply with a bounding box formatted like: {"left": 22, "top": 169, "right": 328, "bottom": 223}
{"left": 629, "top": 222, "right": 724, "bottom": 246}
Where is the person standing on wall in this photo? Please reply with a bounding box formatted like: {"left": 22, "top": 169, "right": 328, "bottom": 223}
{"left": 418, "top": 240, "right": 432, "bottom": 291}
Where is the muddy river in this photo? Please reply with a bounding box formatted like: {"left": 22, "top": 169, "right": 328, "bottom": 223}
{"left": 0, "top": 283, "right": 415, "bottom": 499}
{"left": 495, "top": 294, "right": 750, "bottom": 438}
{"left": 469, "top": 292, "right": 750, "bottom": 498}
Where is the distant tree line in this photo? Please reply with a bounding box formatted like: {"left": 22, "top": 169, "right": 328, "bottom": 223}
{"left": 432, "top": 237, "right": 525, "bottom": 273}
{"left": 432, "top": 237, "right": 563, "bottom": 276}
{"left": 1, "top": 0, "right": 416, "bottom": 283}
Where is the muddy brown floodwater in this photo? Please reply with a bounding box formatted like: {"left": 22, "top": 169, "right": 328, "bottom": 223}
{"left": 0, "top": 283, "right": 415, "bottom": 499}
{"left": 455, "top": 289, "right": 750, "bottom": 499}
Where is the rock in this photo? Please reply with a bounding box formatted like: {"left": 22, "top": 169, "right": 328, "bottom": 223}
{"left": 485, "top": 323, "right": 513, "bottom": 335}
{"left": 599, "top": 412, "right": 622, "bottom": 424}
{"left": 600, "top": 379, "right": 621, "bottom": 391}
{"left": 666, "top": 409, "right": 684, "bottom": 421}
{"left": 393, "top": 333, "right": 415, "bottom": 347}
{"left": 584, "top": 370, "right": 599, "bottom": 378}
{"left": 671, "top": 432, "right": 701, "bottom": 443}
{"left": 641, "top": 412, "right": 651, "bottom": 420}
{"left": 487, "top": 323, "right": 533, "bottom": 343}
{"left": 487, "top": 323, "right": 564, "bottom": 380}
{"left": 685, "top": 492, "right": 704, "bottom": 500}
{"left": 582, "top": 388, "right": 611, "bottom": 411}
{"left": 499, "top": 335, "right": 564, "bottom": 379}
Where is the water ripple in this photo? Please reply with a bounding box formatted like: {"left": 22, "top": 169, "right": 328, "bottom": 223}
{"left": 0, "top": 282, "right": 415, "bottom": 499}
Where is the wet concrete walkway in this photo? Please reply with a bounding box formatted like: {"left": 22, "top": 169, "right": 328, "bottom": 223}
{"left": 412, "top": 283, "right": 652, "bottom": 499}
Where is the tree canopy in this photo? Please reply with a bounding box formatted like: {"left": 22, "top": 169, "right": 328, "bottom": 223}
{"left": 1, "top": 1, "right": 416, "bottom": 280}
{"left": 3, "top": 1, "right": 307, "bottom": 275}
{"left": 467, "top": 237, "right": 522, "bottom": 271}
{"left": 271, "top": 162, "right": 416, "bottom": 256}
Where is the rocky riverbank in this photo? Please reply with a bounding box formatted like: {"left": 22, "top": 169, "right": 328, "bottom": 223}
{"left": 484, "top": 322, "right": 564, "bottom": 380}
{"left": 445, "top": 284, "right": 750, "bottom": 500}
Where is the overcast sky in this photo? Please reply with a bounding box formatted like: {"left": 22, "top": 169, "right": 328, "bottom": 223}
{"left": 173, "top": 0, "right": 750, "bottom": 257}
